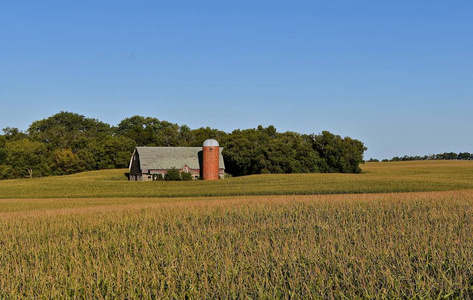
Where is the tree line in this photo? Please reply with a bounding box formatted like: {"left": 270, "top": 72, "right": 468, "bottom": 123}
{"left": 0, "top": 112, "right": 367, "bottom": 179}
{"left": 367, "top": 152, "right": 473, "bottom": 162}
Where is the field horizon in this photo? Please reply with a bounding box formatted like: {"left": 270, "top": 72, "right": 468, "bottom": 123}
{"left": 1, "top": 160, "right": 473, "bottom": 199}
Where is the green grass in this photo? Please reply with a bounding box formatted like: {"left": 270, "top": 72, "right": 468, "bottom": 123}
{"left": 1, "top": 160, "right": 473, "bottom": 198}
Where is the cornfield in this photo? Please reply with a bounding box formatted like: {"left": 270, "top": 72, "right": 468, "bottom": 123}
{"left": 0, "top": 161, "right": 472, "bottom": 298}
{"left": 0, "top": 160, "right": 473, "bottom": 199}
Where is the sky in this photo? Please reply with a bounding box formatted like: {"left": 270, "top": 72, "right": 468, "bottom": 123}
{"left": 1, "top": 1, "right": 472, "bottom": 159}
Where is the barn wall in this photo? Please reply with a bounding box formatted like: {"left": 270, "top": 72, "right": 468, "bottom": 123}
{"left": 129, "top": 153, "right": 142, "bottom": 175}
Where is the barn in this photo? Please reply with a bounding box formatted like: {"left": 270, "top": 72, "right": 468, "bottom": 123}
{"left": 128, "top": 142, "right": 225, "bottom": 181}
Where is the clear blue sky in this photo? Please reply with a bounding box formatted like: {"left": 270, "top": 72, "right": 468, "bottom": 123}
{"left": 1, "top": 1, "right": 472, "bottom": 159}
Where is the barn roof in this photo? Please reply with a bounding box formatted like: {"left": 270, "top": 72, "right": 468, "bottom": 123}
{"left": 132, "top": 147, "right": 225, "bottom": 170}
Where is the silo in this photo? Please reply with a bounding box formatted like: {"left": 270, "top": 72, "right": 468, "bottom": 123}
{"left": 202, "top": 139, "right": 220, "bottom": 180}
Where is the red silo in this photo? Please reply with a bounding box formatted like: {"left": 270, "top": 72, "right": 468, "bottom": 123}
{"left": 202, "top": 139, "right": 220, "bottom": 180}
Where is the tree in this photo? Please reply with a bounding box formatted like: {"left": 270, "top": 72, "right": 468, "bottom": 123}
{"left": 5, "top": 139, "right": 50, "bottom": 178}
{"left": 0, "top": 112, "right": 370, "bottom": 180}
{"left": 28, "top": 111, "right": 110, "bottom": 151}
{"left": 3, "top": 127, "right": 27, "bottom": 141}
{"left": 101, "top": 136, "right": 137, "bottom": 168}
{"left": 187, "top": 127, "right": 227, "bottom": 147}
{"left": 310, "top": 131, "right": 367, "bottom": 173}
{"left": 444, "top": 152, "right": 458, "bottom": 160}
{"left": 0, "top": 136, "right": 7, "bottom": 164}
{"left": 156, "top": 121, "right": 181, "bottom": 147}
{"left": 114, "top": 116, "right": 161, "bottom": 146}
{"left": 222, "top": 128, "right": 267, "bottom": 176}
{"left": 179, "top": 125, "right": 192, "bottom": 146}
{"left": 222, "top": 126, "right": 323, "bottom": 176}
{"left": 0, "top": 165, "right": 14, "bottom": 179}
{"left": 51, "top": 148, "right": 79, "bottom": 175}
{"left": 75, "top": 141, "right": 103, "bottom": 171}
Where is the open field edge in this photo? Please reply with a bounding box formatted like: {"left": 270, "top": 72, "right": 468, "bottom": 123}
{"left": 2, "top": 189, "right": 473, "bottom": 218}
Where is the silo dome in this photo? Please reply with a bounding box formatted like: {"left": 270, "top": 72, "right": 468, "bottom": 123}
{"left": 203, "top": 139, "right": 219, "bottom": 147}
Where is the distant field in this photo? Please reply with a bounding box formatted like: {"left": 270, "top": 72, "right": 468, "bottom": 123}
{"left": 1, "top": 190, "right": 472, "bottom": 298}
{"left": 1, "top": 160, "right": 473, "bottom": 198}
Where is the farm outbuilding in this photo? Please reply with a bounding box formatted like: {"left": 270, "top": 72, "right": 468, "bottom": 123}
{"left": 128, "top": 141, "right": 225, "bottom": 181}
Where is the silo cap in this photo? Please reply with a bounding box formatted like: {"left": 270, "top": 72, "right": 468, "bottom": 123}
{"left": 203, "top": 139, "right": 219, "bottom": 147}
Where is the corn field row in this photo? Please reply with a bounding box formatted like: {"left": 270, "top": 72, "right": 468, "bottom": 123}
{"left": 1, "top": 191, "right": 472, "bottom": 298}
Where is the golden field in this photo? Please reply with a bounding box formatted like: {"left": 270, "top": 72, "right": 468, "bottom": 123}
{"left": 0, "top": 161, "right": 472, "bottom": 298}
{"left": 1, "top": 160, "right": 473, "bottom": 199}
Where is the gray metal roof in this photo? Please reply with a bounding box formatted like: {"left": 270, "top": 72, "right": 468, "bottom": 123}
{"left": 203, "top": 139, "right": 219, "bottom": 147}
{"left": 134, "top": 147, "right": 225, "bottom": 170}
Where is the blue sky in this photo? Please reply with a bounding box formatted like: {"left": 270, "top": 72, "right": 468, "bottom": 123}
{"left": 1, "top": 1, "right": 472, "bottom": 159}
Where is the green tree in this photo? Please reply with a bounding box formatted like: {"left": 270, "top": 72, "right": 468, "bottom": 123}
{"left": 28, "top": 111, "right": 111, "bottom": 151}
{"left": 102, "top": 136, "right": 137, "bottom": 168}
{"left": 0, "top": 112, "right": 370, "bottom": 180}
{"left": 3, "top": 127, "right": 27, "bottom": 141}
{"left": 5, "top": 139, "right": 50, "bottom": 178}
{"left": 0, "top": 165, "right": 14, "bottom": 179}
{"left": 222, "top": 126, "right": 317, "bottom": 176}
{"left": 187, "top": 127, "right": 227, "bottom": 147}
{"left": 156, "top": 121, "right": 181, "bottom": 147}
{"left": 0, "top": 136, "right": 7, "bottom": 164}
{"left": 72, "top": 140, "right": 97, "bottom": 171}
{"left": 310, "top": 131, "right": 366, "bottom": 173}
{"left": 221, "top": 128, "right": 264, "bottom": 176}
{"left": 51, "top": 148, "right": 79, "bottom": 175}
{"left": 179, "top": 125, "right": 192, "bottom": 146}
{"left": 114, "top": 116, "right": 161, "bottom": 146}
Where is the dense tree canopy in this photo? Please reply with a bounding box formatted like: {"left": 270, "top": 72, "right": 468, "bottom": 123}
{"left": 310, "top": 131, "right": 367, "bottom": 173}
{"left": 28, "top": 112, "right": 111, "bottom": 151}
{"left": 0, "top": 111, "right": 368, "bottom": 179}
{"left": 3, "top": 139, "right": 50, "bottom": 178}
{"left": 222, "top": 126, "right": 323, "bottom": 176}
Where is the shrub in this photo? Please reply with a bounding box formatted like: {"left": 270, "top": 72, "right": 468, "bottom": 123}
{"left": 164, "top": 167, "right": 181, "bottom": 181}
{"left": 181, "top": 172, "right": 192, "bottom": 181}
{"left": 152, "top": 174, "right": 164, "bottom": 181}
